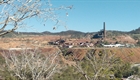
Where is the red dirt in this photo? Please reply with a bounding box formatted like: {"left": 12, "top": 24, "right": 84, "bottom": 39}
{"left": 68, "top": 48, "right": 140, "bottom": 63}
{"left": 0, "top": 35, "right": 139, "bottom": 64}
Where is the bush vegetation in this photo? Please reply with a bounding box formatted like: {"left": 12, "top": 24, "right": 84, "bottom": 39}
{"left": 52, "top": 49, "right": 140, "bottom": 80}
{"left": 0, "top": 49, "right": 139, "bottom": 80}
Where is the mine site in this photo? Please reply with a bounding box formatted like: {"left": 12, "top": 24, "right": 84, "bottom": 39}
{"left": 0, "top": 0, "right": 140, "bottom": 80}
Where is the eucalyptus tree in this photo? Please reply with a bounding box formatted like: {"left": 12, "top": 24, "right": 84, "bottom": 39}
{"left": 0, "top": 0, "right": 72, "bottom": 36}
{"left": 75, "top": 50, "right": 119, "bottom": 80}
{"left": 0, "top": 0, "right": 72, "bottom": 80}
{"left": 2, "top": 49, "right": 61, "bottom": 80}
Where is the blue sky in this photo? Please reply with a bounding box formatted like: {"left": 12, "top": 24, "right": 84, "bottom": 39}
{"left": 18, "top": 0, "right": 140, "bottom": 32}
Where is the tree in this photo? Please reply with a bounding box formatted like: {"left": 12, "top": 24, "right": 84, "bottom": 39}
{"left": 53, "top": 49, "right": 121, "bottom": 80}
{"left": 2, "top": 48, "right": 61, "bottom": 80}
{"left": 0, "top": 0, "right": 72, "bottom": 79}
{"left": 74, "top": 49, "right": 122, "bottom": 80}
{"left": 0, "top": 0, "right": 72, "bottom": 36}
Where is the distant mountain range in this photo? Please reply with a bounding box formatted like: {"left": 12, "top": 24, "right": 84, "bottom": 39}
{"left": 1, "top": 27, "right": 140, "bottom": 38}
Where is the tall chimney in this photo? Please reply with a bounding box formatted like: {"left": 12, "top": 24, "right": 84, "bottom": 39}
{"left": 103, "top": 22, "right": 106, "bottom": 38}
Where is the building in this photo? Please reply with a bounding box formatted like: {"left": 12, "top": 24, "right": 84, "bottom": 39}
{"left": 92, "top": 22, "right": 106, "bottom": 39}
{"left": 102, "top": 44, "right": 125, "bottom": 48}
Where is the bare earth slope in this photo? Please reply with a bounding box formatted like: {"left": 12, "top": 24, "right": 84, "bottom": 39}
{"left": 69, "top": 48, "right": 140, "bottom": 63}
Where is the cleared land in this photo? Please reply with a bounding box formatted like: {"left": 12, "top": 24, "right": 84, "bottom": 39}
{"left": 67, "top": 47, "right": 140, "bottom": 63}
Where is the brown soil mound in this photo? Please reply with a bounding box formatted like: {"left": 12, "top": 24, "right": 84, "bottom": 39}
{"left": 1, "top": 47, "right": 140, "bottom": 64}
{"left": 69, "top": 48, "right": 140, "bottom": 63}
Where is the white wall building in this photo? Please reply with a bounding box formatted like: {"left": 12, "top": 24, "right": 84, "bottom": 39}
{"left": 102, "top": 44, "right": 125, "bottom": 48}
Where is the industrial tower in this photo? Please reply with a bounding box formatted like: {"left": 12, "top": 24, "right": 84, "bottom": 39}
{"left": 103, "top": 22, "right": 106, "bottom": 39}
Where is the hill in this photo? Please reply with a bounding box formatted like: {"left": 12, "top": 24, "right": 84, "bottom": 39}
{"left": 65, "top": 48, "right": 140, "bottom": 63}
{"left": 1, "top": 27, "right": 140, "bottom": 42}
{"left": 129, "top": 27, "right": 140, "bottom": 34}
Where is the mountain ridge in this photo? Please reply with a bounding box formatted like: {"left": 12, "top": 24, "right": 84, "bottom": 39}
{"left": 2, "top": 27, "right": 140, "bottom": 38}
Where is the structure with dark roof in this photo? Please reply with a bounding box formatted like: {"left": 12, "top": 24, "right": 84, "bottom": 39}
{"left": 92, "top": 22, "right": 106, "bottom": 39}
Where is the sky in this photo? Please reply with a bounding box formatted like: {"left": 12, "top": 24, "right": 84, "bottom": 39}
{"left": 18, "top": 0, "right": 140, "bottom": 32}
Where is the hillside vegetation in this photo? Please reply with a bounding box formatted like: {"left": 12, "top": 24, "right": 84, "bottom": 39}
{"left": 53, "top": 47, "right": 140, "bottom": 80}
